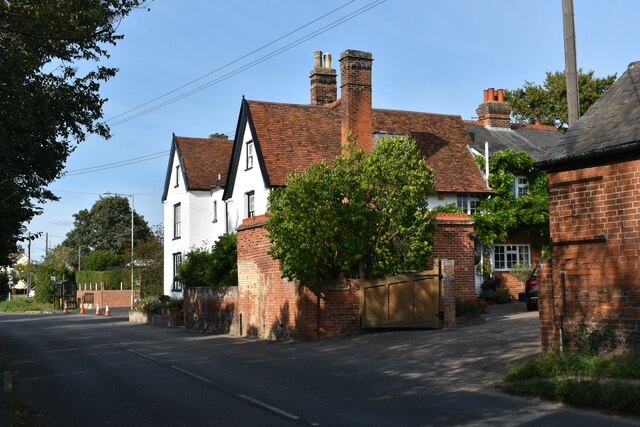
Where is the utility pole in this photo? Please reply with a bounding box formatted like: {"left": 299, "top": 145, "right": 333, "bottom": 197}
{"left": 27, "top": 233, "right": 32, "bottom": 296}
{"left": 45, "top": 232, "right": 49, "bottom": 258}
{"left": 562, "top": 0, "right": 580, "bottom": 127}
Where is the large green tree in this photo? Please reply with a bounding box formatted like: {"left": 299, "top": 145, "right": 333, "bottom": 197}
{"left": 0, "top": 0, "right": 149, "bottom": 260}
{"left": 62, "top": 195, "right": 153, "bottom": 266}
{"left": 267, "top": 135, "right": 436, "bottom": 293}
{"left": 178, "top": 234, "right": 238, "bottom": 287}
{"left": 472, "top": 149, "right": 548, "bottom": 245}
{"left": 504, "top": 69, "right": 616, "bottom": 131}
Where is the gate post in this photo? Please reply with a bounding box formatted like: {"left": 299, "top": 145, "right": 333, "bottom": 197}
{"left": 441, "top": 259, "right": 456, "bottom": 328}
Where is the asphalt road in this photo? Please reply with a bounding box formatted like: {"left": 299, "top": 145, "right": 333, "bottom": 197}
{"left": 1, "top": 304, "right": 639, "bottom": 426}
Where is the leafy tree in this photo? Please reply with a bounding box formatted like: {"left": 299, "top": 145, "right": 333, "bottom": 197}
{"left": 178, "top": 234, "right": 237, "bottom": 287}
{"left": 0, "top": 1, "right": 149, "bottom": 258}
{"left": 135, "top": 225, "right": 164, "bottom": 297}
{"left": 81, "top": 250, "right": 121, "bottom": 271}
{"left": 504, "top": 69, "right": 616, "bottom": 131}
{"left": 0, "top": 271, "right": 10, "bottom": 298}
{"left": 63, "top": 196, "right": 153, "bottom": 266}
{"left": 267, "top": 135, "right": 435, "bottom": 293}
{"left": 472, "top": 149, "right": 548, "bottom": 245}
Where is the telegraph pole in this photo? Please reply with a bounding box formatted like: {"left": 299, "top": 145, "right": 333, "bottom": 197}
{"left": 562, "top": 0, "right": 580, "bottom": 127}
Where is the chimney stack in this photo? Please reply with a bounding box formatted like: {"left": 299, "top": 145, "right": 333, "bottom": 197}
{"left": 476, "top": 88, "right": 511, "bottom": 128}
{"left": 339, "top": 50, "right": 373, "bottom": 151}
{"left": 310, "top": 50, "right": 337, "bottom": 106}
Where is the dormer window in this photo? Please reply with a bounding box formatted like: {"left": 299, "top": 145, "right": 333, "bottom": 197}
{"left": 175, "top": 165, "right": 180, "bottom": 187}
{"left": 246, "top": 141, "right": 254, "bottom": 170}
{"left": 513, "top": 176, "right": 529, "bottom": 198}
{"left": 457, "top": 193, "right": 479, "bottom": 214}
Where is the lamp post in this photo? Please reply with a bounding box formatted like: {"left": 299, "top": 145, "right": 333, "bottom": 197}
{"left": 103, "top": 192, "right": 135, "bottom": 309}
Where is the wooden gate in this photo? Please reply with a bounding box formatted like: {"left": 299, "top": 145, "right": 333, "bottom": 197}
{"left": 360, "top": 267, "right": 441, "bottom": 329}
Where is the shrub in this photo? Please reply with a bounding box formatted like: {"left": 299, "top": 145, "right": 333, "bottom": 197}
{"left": 455, "top": 298, "right": 482, "bottom": 317}
{"left": 134, "top": 295, "right": 183, "bottom": 314}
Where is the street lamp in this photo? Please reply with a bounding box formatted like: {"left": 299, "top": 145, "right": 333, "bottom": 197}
{"left": 102, "top": 192, "right": 135, "bottom": 309}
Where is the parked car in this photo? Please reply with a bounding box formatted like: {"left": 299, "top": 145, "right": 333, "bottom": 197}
{"left": 525, "top": 268, "right": 538, "bottom": 311}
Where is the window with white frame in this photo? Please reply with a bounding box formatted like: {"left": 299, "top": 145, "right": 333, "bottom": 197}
{"left": 373, "top": 131, "right": 394, "bottom": 149}
{"left": 246, "top": 191, "right": 255, "bottom": 218}
{"left": 456, "top": 193, "right": 479, "bottom": 214}
{"left": 246, "top": 141, "right": 254, "bottom": 169}
{"left": 513, "top": 176, "right": 529, "bottom": 198}
{"left": 494, "top": 244, "right": 530, "bottom": 270}
{"left": 172, "top": 252, "right": 183, "bottom": 291}
{"left": 213, "top": 200, "right": 218, "bottom": 223}
{"left": 173, "top": 203, "right": 181, "bottom": 239}
{"left": 175, "top": 165, "right": 180, "bottom": 187}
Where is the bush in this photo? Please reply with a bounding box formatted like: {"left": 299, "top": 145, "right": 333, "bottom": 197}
{"left": 134, "top": 295, "right": 182, "bottom": 314}
{"left": 455, "top": 298, "right": 482, "bottom": 317}
{"left": 178, "top": 234, "right": 237, "bottom": 287}
{"left": 481, "top": 287, "right": 512, "bottom": 304}
{"left": 509, "top": 262, "right": 533, "bottom": 283}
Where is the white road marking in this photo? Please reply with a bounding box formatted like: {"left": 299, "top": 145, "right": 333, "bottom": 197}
{"left": 170, "top": 365, "right": 212, "bottom": 384}
{"left": 238, "top": 394, "right": 300, "bottom": 421}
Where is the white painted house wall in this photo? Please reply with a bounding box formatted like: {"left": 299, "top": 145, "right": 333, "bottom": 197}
{"left": 225, "top": 121, "right": 270, "bottom": 232}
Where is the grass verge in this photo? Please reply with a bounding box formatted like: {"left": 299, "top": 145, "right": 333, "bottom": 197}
{"left": 502, "top": 353, "right": 640, "bottom": 416}
{"left": 0, "top": 297, "right": 53, "bottom": 313}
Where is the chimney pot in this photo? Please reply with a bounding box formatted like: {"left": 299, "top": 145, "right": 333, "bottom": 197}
{"left": 314, "top": 50, "right": 323, "bottom": 68}
{"left": 483, "top": 89, "right": 489, "bottom": 102}
{"left": 487, "top": 88, "right": 495, "bottom": 101}
{"left": 323, "top": 52, "right": 332, "bottom": 69}
{"left": 497, "top": 89, "right": 504, "bottom": 102}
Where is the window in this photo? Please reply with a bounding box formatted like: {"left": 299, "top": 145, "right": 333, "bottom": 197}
{"left": 373, "top": 131, "right": 394, "bottom": 149}
{"left": 494, "top": 244, "right": 530, "bottom": 271}
{"left": 175, "top": 165, "right": 180, "bottom": 187}
{"left": 456, "top": 193, "right": 479, "bottom": 214}
{"left": 246, "top": 191, "right": 255, "bottom": 218}
{"left": 213, "top": 200, "right": 218, "bottom": 223}
{"left": 173, "top": 203, "right": 181, "bottom": 239}
{"left": 513, "top": 176, "right": 529, "bottom": 198}
{"left": 172, "top": 252, "right": 183, "bottom": 291}
{"left": 246, "top": 141, "right": 254, "bottom": 169}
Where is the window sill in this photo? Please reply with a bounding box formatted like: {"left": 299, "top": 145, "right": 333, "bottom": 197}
{"left": 172, "top": 237, "right": 181, "bottom": 241}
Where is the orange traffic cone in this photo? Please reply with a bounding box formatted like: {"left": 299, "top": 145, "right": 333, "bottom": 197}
{"left": 63, "top": 302, "right": 68, "bottom": 314}
{"left": 79, "top": 303, "right": 85, "bottom": 314}
{"left": 95, "top": 304, "right": 101, "bottom": 315}
{"left": 104, "top": 305, "right": 111, "bottom": 317}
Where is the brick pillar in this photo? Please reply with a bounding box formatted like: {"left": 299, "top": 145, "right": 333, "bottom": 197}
{"left": 476, "top": 88, "right": 512, "bottom": 128}
{"left": 441, "top": 259, "right": 456, "bottom": 328}
{"left": 429, "top": 213, "right": 477, "bottom": 300}
{"left": 340, "top": 49, "right": 373, "bottom": 152}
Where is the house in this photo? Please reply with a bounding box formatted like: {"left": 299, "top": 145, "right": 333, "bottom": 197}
{"left": 161, "top": 134, "right": 232, "bottom": 297}
{"left": 222, "top": 49, "right": 491, "bottom": 338}
{"left": 536, "top": 60, "right": 640, "bottom": 354}
{"left": 3, "top": 248, "right": 28, "bottom": 294}
{"left": 464, "top": 89, "right": 561, "bottom": 298}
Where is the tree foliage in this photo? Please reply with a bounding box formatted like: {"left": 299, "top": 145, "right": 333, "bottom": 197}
{"left": 472, "top": 149, "right": 548, "bottom": 245}
{"left": 81, "top": 249, "right": 120, "bottom": 271}
{"left": 0, "top": 0, "right": 149, "bottom": 258}
{"left": 267, "top": 135, "right": 436, "bottom": 292}
{"left": 62, "top": 195, "right": 153, "bottom": 265}
{"left": 504, "top": 69, "right": 616, "bottom": 131}
{"left": 178, "top": 234, "right": 238, "bottom": 287}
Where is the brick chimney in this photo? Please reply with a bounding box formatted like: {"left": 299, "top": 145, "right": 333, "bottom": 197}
{"left": 310, "top": 50, "right": 337, "bottom": 106}
{"left": 476, "top": 88, "right": 512, "bottom": 128}
{"left": 339, "top": 50, "right": 373, "bottom": 151}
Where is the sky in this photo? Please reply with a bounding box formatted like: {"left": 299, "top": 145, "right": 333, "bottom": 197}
{"left": 25, "top": 0, "right": 640, "bottom": 261}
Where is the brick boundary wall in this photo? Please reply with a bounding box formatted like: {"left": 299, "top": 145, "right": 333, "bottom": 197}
{"left": 429, "top": 213, "right": 477, "bottom": 301}
{"left": 183, "top": 287, "right": 239, "bottom": 335}
{"left": 441, "top": 259, "right": 456, "bottom": 328}
{"left": 541, "top": 161, "right": 640, "bottom": 354}
{"left": 236, "top": 214, "right": 360, "bottom": 340}
{"left": 77, "top": 289, "right": 131, "bottom": 308}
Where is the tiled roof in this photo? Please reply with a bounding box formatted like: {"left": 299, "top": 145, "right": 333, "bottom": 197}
{"left": 373, "top": 109, "right": 489, "bottom": 193}
{"left": 246, "top": 100, "right": 342, "bottom": 185}
{"left": 245, "top": 102, "right": 489, "bottom": 193}
{"left": 175, "top": 136, "right": 232, "bottom": 190}
{"left": 465, "top": 122, "right": 561, "bottom": 161}
{"left": 539, "top": 61, "right": 640, "bottom": 169}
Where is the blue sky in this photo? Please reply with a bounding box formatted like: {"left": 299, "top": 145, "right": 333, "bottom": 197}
{"left": 26, "top": 0, "right": 640, "bottom": 260}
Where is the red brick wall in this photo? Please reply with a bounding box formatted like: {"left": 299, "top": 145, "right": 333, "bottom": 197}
{"left": 429, "top": 213, "right": 476, "bottom": 301}
{"left": 77, "top": 289, "right": 131, "bottom": 308}
{"left": 541, "top": 160, "right": 640, "bottom": 354}
{"left": 236, "top": 214, "right": 360, "bottom": 340}
{"left": 183, "top": 287, "right": 238, "bottom": 334}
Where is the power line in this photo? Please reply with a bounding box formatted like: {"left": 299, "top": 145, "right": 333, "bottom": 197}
{"left": 106, "top": 0, "right": 357, "bottom": 123}
{"left": 63, "top": 151, "right": 169, "bottom": 176}
{"left": 108, "top": 0, "right": 387, "bottom": 127}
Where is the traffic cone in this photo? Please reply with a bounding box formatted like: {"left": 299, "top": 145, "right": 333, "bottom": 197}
{"left": 63, "top": 302, "right": 68, "bottom": 314}
{"left": 79, "top": 303, "right": 85, "bottom": 314}
{"left": 95, "top": 304, "right": 101, "bottom": 315}
{"left": 104, "top": 305, "right": 111, "bottom": 317}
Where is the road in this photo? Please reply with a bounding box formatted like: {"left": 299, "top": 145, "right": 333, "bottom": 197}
{"left": 1, "top": 305, "right": 639, "bottom": 426}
